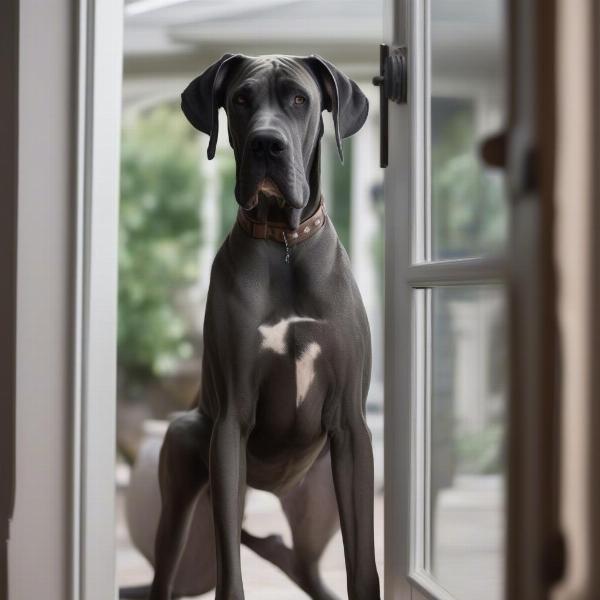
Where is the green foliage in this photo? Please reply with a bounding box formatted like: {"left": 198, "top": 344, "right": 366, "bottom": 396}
{"left": 118, "top": 103, "right": 202, "bottom": 380}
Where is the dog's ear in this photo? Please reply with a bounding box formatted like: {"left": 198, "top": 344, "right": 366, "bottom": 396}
{"left": 304, "top": 55, "right": 369, "bottom": 162}
{"left": 181, "top": 54, "right": 243, "bottom": 159}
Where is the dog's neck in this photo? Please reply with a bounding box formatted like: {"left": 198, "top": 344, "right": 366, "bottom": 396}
{"left": 243, "top": 143, "right": 323, "bottom": 228}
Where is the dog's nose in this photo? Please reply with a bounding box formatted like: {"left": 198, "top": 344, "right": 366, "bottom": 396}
{"left": 249, "top": 130, "right": 288, "bottom": 158}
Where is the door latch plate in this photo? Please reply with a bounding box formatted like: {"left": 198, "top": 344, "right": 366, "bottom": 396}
{"left": 373, "top": 44, "right": 408, "bottom": 168}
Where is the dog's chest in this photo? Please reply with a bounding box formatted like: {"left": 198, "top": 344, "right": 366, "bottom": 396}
{"left": 251, "top": 313, "right": 330, "bottom": 439}
{"left": 258, "top": 315, "right": 323, "bottom": 406}
{"left": 245, "top": 313, "right": 330, "bottom": 489}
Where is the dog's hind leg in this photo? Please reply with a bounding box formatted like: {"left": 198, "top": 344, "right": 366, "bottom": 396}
{"left": 240, "top": 529, "right": 297, "bottom": 581}
{"left": 120, "top": 585, "right": 186, "bottom": 600}
{"left": 119, "top": 584, "right": 152, "bottom": 599}
{"left": 149, "top": 411, "right": 212, "bottom": 600}
{"left": 281, "top": 451, "right": 341, "bottom": 600}
{"left": 242, "top": 451, "right": 340, "bottom": 600}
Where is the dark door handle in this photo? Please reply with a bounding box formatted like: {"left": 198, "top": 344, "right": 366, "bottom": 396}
{"left": 480, "top": 131, "right": 507, "bottom": 169}
{"left": 480, "top": 131, "right": 537, "bottom": 194}
{"left": 373, "top": 44, "right": 408, "bottom": 168}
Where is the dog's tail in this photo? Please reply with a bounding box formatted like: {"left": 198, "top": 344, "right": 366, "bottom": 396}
{"left": 119, "top": 584, "right": 152, "bottom": 599}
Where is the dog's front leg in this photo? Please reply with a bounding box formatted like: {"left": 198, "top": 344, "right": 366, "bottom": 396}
{"left": 210, "top": 411, "right": 248, "bottom": 600}
{"left": 329, "top": 411, "right": 381, "bottom": 600}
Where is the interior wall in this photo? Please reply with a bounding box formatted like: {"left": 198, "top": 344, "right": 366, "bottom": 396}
{"left": 551, "top": 0, "right": 594, "bottom": 597}
{"left": 8, "top": 0, "right": 77, "bottom": 598}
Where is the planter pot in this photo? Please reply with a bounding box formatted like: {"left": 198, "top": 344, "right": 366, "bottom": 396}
{"left": 125, "top": 418, "right": 216, "bottom": 597}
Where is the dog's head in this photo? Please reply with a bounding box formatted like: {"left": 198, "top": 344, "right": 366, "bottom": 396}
{"left": 181, "top": 54, "right": 368, "bottom": 229}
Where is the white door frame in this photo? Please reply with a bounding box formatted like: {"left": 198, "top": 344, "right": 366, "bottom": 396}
{"left": 72, "top": 1, "right": 123, "bottom": 598}
{"left": 383, "top": 0, "right": 414, "bottom": 597}
{"left": 7, "top": 0, "right": 121, "bottom": 598}
{"left": 384, "top": 1, "right": 508, "bottom": 599}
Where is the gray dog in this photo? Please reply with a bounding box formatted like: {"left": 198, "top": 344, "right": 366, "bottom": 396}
{"left": 147, "top": 54, "right": 380, "bottom": 600}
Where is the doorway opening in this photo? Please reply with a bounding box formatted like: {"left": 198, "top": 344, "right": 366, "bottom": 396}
{"left": 115, "top": 2, "right": 384, "bottom": 596}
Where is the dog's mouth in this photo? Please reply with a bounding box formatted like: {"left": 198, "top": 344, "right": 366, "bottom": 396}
{"left": 247, "top": 178, "right": 287, "bottom": 210}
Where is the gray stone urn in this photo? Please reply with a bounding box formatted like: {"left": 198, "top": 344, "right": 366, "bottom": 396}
{"left": 125, "top": 418, "right": 216, "bottom": 597}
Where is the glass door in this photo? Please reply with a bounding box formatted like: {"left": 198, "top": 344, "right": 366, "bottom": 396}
{"left": 384, "top": 1, "right": 508, "bottom": 599}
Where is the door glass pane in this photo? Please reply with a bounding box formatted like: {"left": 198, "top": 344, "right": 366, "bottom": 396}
{"left": 427, "top": 285, "right": 506, "bottom": 600}
{"left": 430, "top": 0, "right": 507, "bottom": 260}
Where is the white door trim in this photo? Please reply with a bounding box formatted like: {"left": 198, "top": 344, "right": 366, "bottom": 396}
{"left": 383, "top": 0, "right": 412, "bottom": 596}
{"left": 72, "top": 1, "right": 123, "bottom": 599}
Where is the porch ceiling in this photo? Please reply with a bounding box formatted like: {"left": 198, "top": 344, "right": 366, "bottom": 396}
{"left": 122, "top": 0, "right": 504, "bottom": 107}
{"left": 123, "top": 0, "right": 383, "bottom": 78}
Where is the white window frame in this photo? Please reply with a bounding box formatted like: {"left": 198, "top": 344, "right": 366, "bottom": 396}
{"left": 71, "top": 1, "right": 123, "bottom": 599}
{"left": 384, "top": 1, "right": 507, "bottom": 599}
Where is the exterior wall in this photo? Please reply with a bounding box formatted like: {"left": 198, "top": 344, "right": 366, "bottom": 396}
{"left": 8, "top": 0, "right": 76, "bottom": 598}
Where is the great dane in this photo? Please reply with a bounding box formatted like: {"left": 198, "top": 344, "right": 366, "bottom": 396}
{"left": 147, "top": 54, "right": 380, "bottom": 600}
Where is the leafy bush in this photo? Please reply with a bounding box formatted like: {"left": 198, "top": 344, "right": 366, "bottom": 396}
{"left": 118, "top": 103, "right": 202, "bottom": 381}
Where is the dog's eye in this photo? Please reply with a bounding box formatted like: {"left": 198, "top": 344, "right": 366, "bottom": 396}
{"left": 294, "top": 95, "right": 306, "bottom": 105}
{"left": 234, "top": 95, "right": 248, "bottom": 106}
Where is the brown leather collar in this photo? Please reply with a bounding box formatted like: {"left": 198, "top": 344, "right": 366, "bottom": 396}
{"left": 236, "top": 198, "right": 327, "bottom": 246}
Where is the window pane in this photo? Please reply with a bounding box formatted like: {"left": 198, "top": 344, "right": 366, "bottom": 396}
{"left": 430, "top": 0, "right": 507, "bottom": 260}
{"left": 427, "top": 285, "right": 506, "bottom": 600}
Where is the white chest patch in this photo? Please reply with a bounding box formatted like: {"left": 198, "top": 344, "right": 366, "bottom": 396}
{"left": 295, "top": 342, "right": 322, "bottom": 407}
{"left": 258, "top": 316, "right": 316, "bottom": 355}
